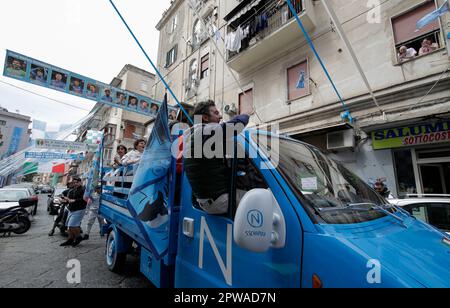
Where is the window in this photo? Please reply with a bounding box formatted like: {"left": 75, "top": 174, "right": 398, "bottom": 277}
{"left": 392, "top": 1, "right": 442, "bottom": 63}
{"left": 393, "top": 150, "right": 417, "bottom": 197}
{"left": 140, "top": 81, "right": 149, "bottom": 93}
{"left": 406, "top": 203, "right": 450, "bottom": 231}
{"left": 166, "top": 45, "right": 178, "bottom": 67}
{"left": 287, "top": 60, "right": 310, "bottom": 101}
{"left": 254, "top": 135, "right": 388, "bottom": 225}
{"left": 104, "top": 148, "right": 113, "bottom": 164}
{"left": 188, "top": 59, "right": 198, "bottom": 91}
{"left": 104, "top": 124, "right": 116, "bottom": 145}
{"left": 124, "top": 124, "right": 136, "bottom": 139}
{"left": 0, "top": 120, "right": 6, "bottom": 126}
{"left": 193, "top": 19, "right": 204, "bottom": 46}
{"left": 239, "top": 89, "right": 253, "bottom": 115}
{"left": 200, "top": 54, "right": 209, "bottom": 79}
{"left": 170, "top": 14, "right": 178, "bottom": 34}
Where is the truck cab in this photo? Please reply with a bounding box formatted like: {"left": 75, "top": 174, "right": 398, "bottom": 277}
{"left": 100, "top": 129, "right": 450, "bottom": 288}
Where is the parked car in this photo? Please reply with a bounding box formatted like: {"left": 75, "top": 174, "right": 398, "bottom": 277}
{"left": 0, "top": 188, "right": 39, "bottom": 216}
{"left": 47, "top": 187, "right": 67, "bottom": 215}
{"left": 8, "top": 183, "right": 39, "bottom": 194}
{"left": 389, "top": 195, "right": 450, "bottom": 235}
{"left": 40, "top": 185, "right": 54, "bottom": 194}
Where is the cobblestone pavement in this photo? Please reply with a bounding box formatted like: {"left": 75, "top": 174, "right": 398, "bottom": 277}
{"left": 0, "top": 195, "right": 152, "bottom": 288}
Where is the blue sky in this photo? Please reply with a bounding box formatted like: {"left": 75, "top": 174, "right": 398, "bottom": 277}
{"left": 0, "top": 0, "right": 170, "bottom": 131}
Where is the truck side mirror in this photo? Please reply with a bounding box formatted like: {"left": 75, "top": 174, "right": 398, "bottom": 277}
{"left": 234, "top": 189, "right": 286, "bottom": 253}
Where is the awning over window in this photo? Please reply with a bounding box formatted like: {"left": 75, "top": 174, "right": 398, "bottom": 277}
{"left": 224, "top": 0, "right": 263, "bottom": 24}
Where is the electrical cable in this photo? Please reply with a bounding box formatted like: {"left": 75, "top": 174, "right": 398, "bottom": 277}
{"left": 109, "top": 0, "right": 194, "bottom": 126}
{"left": 0, "top": 79, "right": 92, "bottom": 112}
{"left": 286, "top": 0, "right": 350, "bottom": 114}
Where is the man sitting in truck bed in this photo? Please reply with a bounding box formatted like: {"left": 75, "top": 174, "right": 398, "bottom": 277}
{"left": 184, "top": 100, "right": 251, "bottom": 215}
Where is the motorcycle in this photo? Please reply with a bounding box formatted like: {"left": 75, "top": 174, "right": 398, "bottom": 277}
{"left": 49, "top": 200, "right": 69, "bottom": 236}
{"left": 0, "top": 200, "right": 34, "bottom": 236}
{"left": 48, "top": 197, "right": 84, "bottom": 237}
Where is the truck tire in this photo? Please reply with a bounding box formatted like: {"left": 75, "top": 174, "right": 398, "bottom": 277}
{"left": 106, "top": 230, "right": 126, "bottom": 273}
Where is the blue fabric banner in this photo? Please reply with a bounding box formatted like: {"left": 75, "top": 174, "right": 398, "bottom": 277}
{"left": 417, "top": 1, "right": 449, "bottom": 30}
{"left": 127, "top": 94, "right": 172, "bottom": 259}
{"left": 6, "top": 127, "right": 23, "bottom": 157}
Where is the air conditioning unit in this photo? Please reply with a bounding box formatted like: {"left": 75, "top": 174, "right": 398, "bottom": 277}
{"left": 224, "top": 104, "right": 238, "bottom": 115}
{"left": 327, "top": 129, "right": 355, "bottom": 150}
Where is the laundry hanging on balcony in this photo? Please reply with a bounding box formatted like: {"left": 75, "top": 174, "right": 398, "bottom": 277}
{"left": 225, "top": 26, "right": 246, "bottom": 52}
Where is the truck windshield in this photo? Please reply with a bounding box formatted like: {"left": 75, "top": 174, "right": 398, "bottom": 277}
{"left": 254, "top": 135, "right": 387, "bottom": 224}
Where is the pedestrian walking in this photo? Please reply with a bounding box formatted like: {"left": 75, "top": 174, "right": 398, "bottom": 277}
{"left": 83, "top": 185, "right": 104, "bottom": 240}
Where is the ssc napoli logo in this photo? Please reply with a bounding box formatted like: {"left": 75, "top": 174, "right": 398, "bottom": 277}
{"left": 247, "top": 210, "right": 264, "bottom": 228}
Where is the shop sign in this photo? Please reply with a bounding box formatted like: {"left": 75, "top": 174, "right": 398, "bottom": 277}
{"left": 372, "top": 120, "right": 450, "bottom": 150}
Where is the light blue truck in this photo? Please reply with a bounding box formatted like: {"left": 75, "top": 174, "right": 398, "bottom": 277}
{"left": 99, "top": 129, "right": 450, "bottom": 288}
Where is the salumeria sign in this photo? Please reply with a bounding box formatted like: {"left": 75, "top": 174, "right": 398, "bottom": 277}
{"left": 372, "top": 120, "right": 450, "bottom": 150}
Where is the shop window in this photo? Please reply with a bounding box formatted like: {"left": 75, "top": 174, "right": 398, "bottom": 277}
{"left": 392, "top": 1, "right": 442, "bottom": 63}
{"left": 239, "top": 89, "right": 253, "bottom": 115}
{"left": 200, "top": 54, "right": 209, "bottom": 79}
{"left": 287, "top": 60, "right": 310, "bottom": 101}
{"left": 393, "top": 150, "right": 417, "bottom": 196}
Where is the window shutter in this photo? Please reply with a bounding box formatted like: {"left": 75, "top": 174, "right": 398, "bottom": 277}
{"left": 392, "top": 1, "right": 440, "bottom": 45}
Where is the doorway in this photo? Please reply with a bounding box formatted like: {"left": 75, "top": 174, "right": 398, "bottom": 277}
{"left": 414, "top": 148, "right": 450, "bottom": 195}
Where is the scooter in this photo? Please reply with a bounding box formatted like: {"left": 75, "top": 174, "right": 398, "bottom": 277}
{"left": 0, "top": 205, "right": 32, "bottom": 237}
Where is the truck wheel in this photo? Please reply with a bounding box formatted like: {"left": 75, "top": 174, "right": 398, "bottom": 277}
{"left": 106, "top": 230, "right": 126, "bottom": 273}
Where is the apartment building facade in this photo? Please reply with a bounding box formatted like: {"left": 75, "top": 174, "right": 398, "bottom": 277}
{"left": 154, "top": 0, "right": 450, "bottom": 197}
{"left": 0, "top": 107, "right": 31, "bottom": 160}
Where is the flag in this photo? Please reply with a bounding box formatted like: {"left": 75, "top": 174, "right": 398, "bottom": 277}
{"left": 83, "top": 135, "right": 104, "bottom": 202}
{"left": 23, "top": 162, "right": 39, "bottom": 176}
{"left": 86, "top": 130, "right": 103, "bottom": 145}
{"left": 127, "top": 94, "right": 172, "bottom": 259}
{"left": 51, "top": 163, "right": 65, "bottom": 174}
{"left": 417, "top": 1, "right": 449, "bottom": 30}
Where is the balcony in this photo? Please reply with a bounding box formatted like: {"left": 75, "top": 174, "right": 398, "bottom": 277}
{"left": 225, "top": 0, "right": 316, "bottom": 72}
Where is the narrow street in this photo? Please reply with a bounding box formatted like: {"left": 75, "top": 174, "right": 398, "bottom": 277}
{"left": 0, "top": 195, "right": 151, "bottom": 288}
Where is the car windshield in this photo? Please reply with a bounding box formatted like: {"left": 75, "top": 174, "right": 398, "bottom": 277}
{"left": 0, "top": 190, "right": 29, "bottom": 202}
{"left": 253, "top": 134, "right": 388, "bottom": 224}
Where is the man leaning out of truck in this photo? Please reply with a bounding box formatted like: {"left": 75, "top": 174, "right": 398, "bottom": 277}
{"left": 184, "top": 100, "right": 252, "bottom": 215}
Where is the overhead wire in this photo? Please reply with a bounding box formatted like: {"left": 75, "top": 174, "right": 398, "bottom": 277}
{"left": 0, "top": 79, "right": 92, "bottom": 112}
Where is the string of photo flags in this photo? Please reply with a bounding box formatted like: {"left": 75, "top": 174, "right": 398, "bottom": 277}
{"left": 3, "top": 50, "right": 178, "bottom": 119}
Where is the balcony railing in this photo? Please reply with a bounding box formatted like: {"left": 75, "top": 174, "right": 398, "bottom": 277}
{"left": 227, "top": 0, "right": 304, "bottom": 62}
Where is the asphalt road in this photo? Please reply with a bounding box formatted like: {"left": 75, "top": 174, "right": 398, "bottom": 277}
{"left": 0, "top": 194, "right": 152, "bottom": 288}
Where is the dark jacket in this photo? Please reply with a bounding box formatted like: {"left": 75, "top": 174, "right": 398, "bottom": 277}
{"left": 184, "top": 115, "right": 250, "bottom": 200}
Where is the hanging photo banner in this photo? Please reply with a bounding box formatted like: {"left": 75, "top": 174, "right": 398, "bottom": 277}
{"left": 35, "top": 139, "right": 95, "bottom": 152}
{"left": 25, "top": 152, "right": 85, "bottom": 161}
{"left": 3, "top": 50, "right": 178, "bottom": 118}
